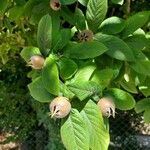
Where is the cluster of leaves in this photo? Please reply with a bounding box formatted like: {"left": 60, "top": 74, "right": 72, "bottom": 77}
{"left": 19, "top": 0, "right": 150, "bottom": 149}
{"left": 1, "top": 0, "right": 150, "bottom": 149}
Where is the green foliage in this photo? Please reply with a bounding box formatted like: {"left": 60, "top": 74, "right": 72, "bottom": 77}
{"left": 1, "top": 0, "right": 150, "bottom": 149}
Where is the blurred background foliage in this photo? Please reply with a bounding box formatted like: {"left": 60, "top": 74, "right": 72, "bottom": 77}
{"left": 0, "top": 0, "right": 149, "bottom": 149}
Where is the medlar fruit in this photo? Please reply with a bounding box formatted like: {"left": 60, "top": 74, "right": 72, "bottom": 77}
{"left": 28, "top": 55, "right": 45, "bottom": 70}
{"left": 77, "top": 30, "right": 94, "bottom": 42}
{"left": 50, "top": 0, "right": 61, "bottom": 11}
{"left": 97, "top": 97, "right": 115, "bottom": 118}
{"left": 50, "top": 96, "right": 71, "bottom": 118}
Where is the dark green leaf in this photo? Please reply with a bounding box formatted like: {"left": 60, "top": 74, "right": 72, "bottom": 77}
{"left": 20, "top": 47, "right": 41, "bottom": 62}
{"left": 63, "top": 41, "right": 108, "bottom": 59}
{"left": 58, "top": 57, "right": 78, "bottom": 80}
{"left": 130, "top": 60, "right": 150, "bottom": 76}
{"left": 0, "top": 0, "right": 8, "bottom": 15}
{"left": 106, "top": 88, "right": 135, "bottom": 110}
{"left": 80, "top": 100, "right": 110, "bottom": 150}
{"left": 68, "top": 81, "right": 102, "bottom": 101}
{"left": 86, "top": 0, "right": 108, "bottom": 32}
{"left": 121, "top": 11, "right": 150, "bottom": 38}
{"left": 42, "top": 55, "right": 59, "bottom": 95}
{"left": 37, "top": 14, "right": 52, "bottom": 56}
{"left": 28, "top": 77, "right": 54, "bottom": 102}
{"left": 99, "top": 16, "right": 126, "bottom": 34}
{"left": 61, "top": 109, "right": 89, "bottom": 150}
{"left": 90, "top": 69, "right": 114, "bottom": 89}
{"left": 95, "top": 33, "right": 135, "bottom": 61}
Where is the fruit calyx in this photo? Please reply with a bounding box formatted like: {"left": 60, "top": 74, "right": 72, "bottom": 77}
{"left": 77, "top": 30, "right": 94, "bottom": 42}
{"left": 50, "top": 0, "right": 61, "bottom": 11}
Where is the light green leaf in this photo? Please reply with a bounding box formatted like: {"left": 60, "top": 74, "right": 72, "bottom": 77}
{"left": 28, "top": 77, "right": 54, "bottom": 102}
{"left": 37, "top": 14, "right": 52, "bottom": 56}
{"left": 61, "top": 109, "right": 89, "bottom": 150}
{"left": 63, "top": 41, "right": 108, "bottom": 59}
{"left": 60, "top": 0, "right": 76, "bottom": 5}
{"left": 139, "top": 77, "right": 150, "bottom": 97}
{"left": 86, "top": 0, "right": 108, "bottom": 32}
{"left": 111, "top": 0, "right": 124, "bottom": 5}
{"left": 81, "top": 100, "right": 110, "bottom": 150}
{"left": 144, "top": 109, "right": 150, "bottom": 123}
{"left": 99, "top": 16, "right": 126, "bottom": 34}
{"left": 130, "top": 60, "right": 150, "bottom": 76}
{"left": 106, "top": 88, "right": 135, "bottom": 110}
{"left": 90, "top": 69, "right": 114, "bottom": 89}
{"left": 73, "top": 62, "right": 96, "bottom": 82}
{"left": 95, "top": 33, "right": 135, "bottom": 61}
{"left": 122, "top": 11, "right": 150, "bottom": 38}
{"left": 20, "top": 47, "right": 41, "bottom": 62}
{"left": 58, "top": 57, "right": 78, "bottom": 80}
{"left": 135, "top": 98, "right": 150, "bottom": 113}
{"left": 68, "top": 81, "right": 102, "bottom": 101}
{"left": 42, "top": 55, "right": 59, "bottom": 95}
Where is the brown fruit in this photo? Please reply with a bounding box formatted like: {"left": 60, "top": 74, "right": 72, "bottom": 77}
{"left": 97, "top": 97, "right": 115, "bottom": 118}
{"left": 77, "top": 30, "right": 93, "bottom": 42}
{"left": 28, "top": 55, "right": 44, "bottom": 70}
{"left": 50, "top": 0, "right": 61, "bottom": 11}
{"left": 50, "top": 96, "right": 71, "bottom": 118}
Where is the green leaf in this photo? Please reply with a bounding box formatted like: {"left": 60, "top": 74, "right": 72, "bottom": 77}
{"left": 86, "top": 0, "right": 108, "bottom": 32}
{"left": 28, "top": 77, "right": 54, "bottom": 102}
{"left": 73, "top": 62, "right": 96, "bottom": 82}
{"left": 60, "top": 0, "right": 76, "bottom": 5}
{"left": 135, "top": 98, "right": 150, "bottom": 113}
{"left": 121, "top": 11, "right": 150, "bottom": 38}
{"left": 74, "top": 8, "right": 86, "bottom": 30}
{"left": 144, "top": 109, "right": 150, "bottom": 123}
{"left": 78, "top": 0, "right": 89, "bottom": 6}
{"left": 8, "top": 6, "right": 23, "bottom": 20}
{"left": 90, "top": 69, "right": 114, "bottom": 90}
{"left": 0, "top": 0, "right": 8, "bottom": 15}
{"left": 139, "top": 77, "right": 150, "bottom": 97}
{"left": 99, "top": 16, "right": 126, "bottom": 34}
{"left": 63, "top": 41, "right": 108, "bottom": 59}
{"left": 61, "top": 109, "right": 89, "bottom": 150}
{"left": 95, "top": 33, "right": 135, "bottom": 61}
{"left": 130, "top": 60, "right": 150, "bottom": 76}
{"left": 53, "top": 29, "right": 71, "bottom": 52}
{"left": 80, "top": 100, "right": 110, "bottom": 150}
{"left": 42, "top": 55, "right": 59, "bottom": 95}
{"left": 125, "top": 35, "right": 148, "bottom": 60}
{"left": 58, "top": 57, "right": 78, "bottom": 80}
{"left": 68, "top": 81, "right": 102, "bottom": 101}
{"left": 111, "top": 0, "right": 124, "bottom": 5}
{"left": 20, "top": 47, "right": 41, "bottom": 62}
{"left": 106, "top": 88, "right": 135, "bottom": 110}
{"left": 37, "top": 14, "right": 52, "bottom": 56}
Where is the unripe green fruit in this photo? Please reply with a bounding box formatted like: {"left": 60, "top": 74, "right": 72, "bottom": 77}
{"left": 50, "top": 96, "right": 71, "bottom": 118}
{"left": 50, "top": 0, "right": 61, "bottom": 11}
{"left": 28, "top": 55, "right": 44, "bottom": 70}
{"left": 97, "top": 97, "right": 115, "bottom": 118}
